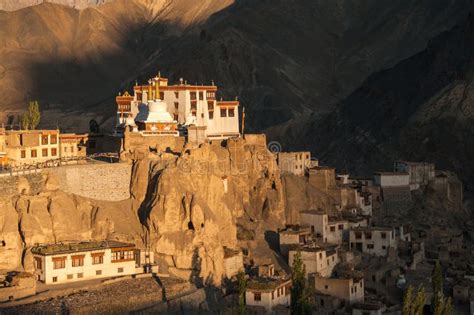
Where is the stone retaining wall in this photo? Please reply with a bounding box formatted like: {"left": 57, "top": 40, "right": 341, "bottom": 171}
{"left": 49, "top": 163, "right": 132, "bottom": 201}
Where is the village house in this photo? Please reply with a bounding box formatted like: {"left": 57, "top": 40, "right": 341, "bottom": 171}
{"left": 373, "top": 172, "right": 411, "bottom": 202}
{"left": 299, "top": 210, "right": 350, "bottom": 245}
{"left": 288, "top": 244, "right": 339, "bottom": 277}
{"left": 278, "top": 226, "right": 312, "bottom": 255}
{"left": 31, "top": 240, "right": 150, "bottom": 284}
{"left": 58, "top": 133, "right": 88, "bottom": 159}
{"left": 349, "top": 227, "right": 397, "bottom": 257}
{"left": 314, "top": 273, "right": 364, "bottom": 305}
{"left": 277, "top": 151, "right": 315, "bottom": 176}
{"left": 245, "top": 264, "right": 291, "bottom": 313}
{"left": 3, "top": 129, "right": 60, "bottom": 167}
{"left": 394, "top": 161, "right": 435, "bottom": 190}
{"left": 115, "top": 75, "right": 240, "bottom": 140}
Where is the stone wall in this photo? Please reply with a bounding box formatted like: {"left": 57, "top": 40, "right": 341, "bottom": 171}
{"left": 49, "top": 163, "right": 132, "bottom": 201}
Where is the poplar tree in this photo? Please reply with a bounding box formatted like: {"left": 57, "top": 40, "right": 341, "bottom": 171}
{"left": 413, "top": 286, "right": 426, "bottom": 315}
{"left": 432, "top": 260, "right": 443, "bottom": 296}
{"left": 21, "top": 101, "right": 41, "bottom": 130}
{"left": 402, "top": 286, "right": 414, "bottom": 315}
{"left": 237, "top": 270, "right": 247, "bottom": 315}
{"left": 291, "top": 250, "right": 312, "bottom": 314}
{"left": 443, "top": 297, "right": 453, "bottom": 315}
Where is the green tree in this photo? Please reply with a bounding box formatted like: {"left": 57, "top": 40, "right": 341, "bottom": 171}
{"left": 237, "top": 270, "right": 247, "bottom": 315}
{"left": 413, "top": 286, "right": 426, "bottom": 315}
{"left": 443, "top": 296, "right": 453, "bottom": 315}
{"left": 291, "top": 250, "right": 312, "bottom": 314}
{"left": 433, "top": 293, "right": 445, "bottom": 315}
{"left": 21, "top": 101, "right": 41, "bottom": 130}
{"left": 432, "top": 260, "right": 443, "bottom": 296}
{"left": 20, "top": 113, "right": 30, "bottom": 130}
{"left": 402, "top": 286, "right": 414, "bottom": 315}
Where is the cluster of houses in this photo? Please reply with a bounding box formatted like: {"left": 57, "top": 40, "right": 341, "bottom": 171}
{"left": 243, "top": 157, "right": 450, "bottom": 314}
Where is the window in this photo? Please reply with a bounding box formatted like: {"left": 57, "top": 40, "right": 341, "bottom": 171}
{"left": 319, "top": 253, "right": 322, "bottom": 259}
{"left": 254, "top": 292, "right": 261, "bottom": 301}
{"left": 34, "top": 257, "right": 42, "bottom": 270}
{"left": 96, "top": 270, "right": 102, "bottom": 276}
{"left": 21, "top": 150, "right": 26, "bottom": 159}
{"left": 208, "top": 101, "right": 214, "bottom": 110}
{"left": 330, "top": 226, "right": 336, "bottom": 232}
{"left": 199, "top": 92, "right": 204, "bottom": 100}
{"left": 77, "top": 273, "right": 83, "bottom": 278}
{"left": 159, "top": 92, "right": 164, "bottom": 100}
{"left": 50, "top": 135, "right": 57, "bottom": 144}
{"left": 190, "top": 92, "right": 197, "bottom": 100}
{"left": 325, "top": 285, "right": 328, "bottom": 289}
{"left": 191, "top": 102, "right": 197, "bottom": 111}
{"left": 64, "top": 147, "right": 68, "bottom": 153}
{"left": 42, "top": 148, "right": 48, "bottom": 157}
{"left": 220, "top": 108, "right": 227, "bottom": 117}
{"left": 272, "top": 291, "right": 274, "bottom": 300}
{"left": 67, "top": 274, "right": 73, "bottom": 280}
{"left": 228, "top": 108, "right": 235, "bottom": 117}
{"left": 92, "top": 253, "right": 104, "bottom": 265}
{"left": 174, "top": 102, "right": 179, "bottom": 109}
{"left": 174, "top": 92, "right": 179, "bottom": 99}
{"left": 208, "top": 111, "right": 214, "bottom": 120}
{"left": 118, "top": 267, "right": 124, "bottom": 273}
{"left": 53, "top": 257, "right": 66, "bottom": 269}
{"left": 52, "top": 277, "right": 58, "bottom": 283}
{"left": 173, "top": 114, "right": 179, "bottom": 121}
{"left": 338, "top": 224, "right": 344, "bottom": 230}
{"left": 355, "top": 232, "right": 362, "bottom": 239}
{"left": 72, "top": 255, "right": 84, "bottom": 267}
{"left": 320, "top": 299, "right": 325, "bottom": 307}
{"left": 31, "top": 149, "right": 37, "bottom": 158}
{"left": 51, "top": 148, "right": 57, "bottom": 156}
{"left": 365, "top": 232, "right": 372, "bottom": 240}
{"left": 41, "top": 135, "right": 49, "bottom": 145}
{"left": 382, "top": 245, "right": 387, "bottom": 250}
{"left": 111, "top": 250, "right": 134, "bottom": 262}
{"left": 381, "top": 232, "right": 387, "bottom": 239}
{"left": 367, "top": 244, "right": 374, "bottom": 249}
{"left": 332, "top": 256, "right": 335, "bottom": 262}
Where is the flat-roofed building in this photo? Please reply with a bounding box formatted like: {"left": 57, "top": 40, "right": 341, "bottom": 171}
{"left": 299, "top": 210, "right": 349, "bottom": 245}
{"left": 4, "top": 130, "right": 60, "bottom": 167}
{"left": 289, "top": 244, "right": 339, "bottom": 277}
{"left": 278, "top": 151, "right": 315, "bottom": 176}
{"left": 314, "top": 273, "right": 364, "bottom": 304}
{"left": 245, "top": 277, "right": 291, "bottom": 313}
{"left": 279, "top": 226, "right": 312, "bottom": 255}
{"left": 309, "top": 167, "right": 337, "bottom": 190}
{"left": 394, "top": 161, "right": 435, "bottom": 190}
{"left": 31, "top": 240, "right": 142, "bottom": 284}
{"left": 373, "top": 172, "right": 409, "bottom": 187}
{"left": 59, "top": 133, "right": 88, "bottom": 159}
{"left": 349, "top": 227, "right": 397, "bottom": 257}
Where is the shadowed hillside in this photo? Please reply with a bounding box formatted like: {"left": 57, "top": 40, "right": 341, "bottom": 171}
{"left": 0, "top": 0, "right": 472, "bottom": 132}
{"left": 270, "top": 13, "right": 474, "bottom": 183}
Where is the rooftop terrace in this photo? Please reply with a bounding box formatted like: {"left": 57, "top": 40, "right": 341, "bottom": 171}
{"left": 31, "top": 240, "right": 135, "bottom": 256}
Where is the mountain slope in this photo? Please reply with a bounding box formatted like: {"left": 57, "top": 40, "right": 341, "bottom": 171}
{"left": 0, "top": 0, "right": 472, "bottom": 133}
{"left": 273, "top": 13, "right": 474, "bottom": 181}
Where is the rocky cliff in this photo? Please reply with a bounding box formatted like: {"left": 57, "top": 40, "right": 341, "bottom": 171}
{"left": 0, "top": 137, "right": 333, "bottom": 284}
{"left": 0, "top": 0, "right": 112, "bottom": 11}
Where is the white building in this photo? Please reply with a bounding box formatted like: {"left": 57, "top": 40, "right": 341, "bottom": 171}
{"left": 245, "top": 277, "right": 291, "bottom": 313}
{"left": 31, "top": 240, "right": 148, "bottom": 284}
{"left": 349, "top": 227, "right": 397, "bottom": 257}
{"left": 373, "top": 172, "right": 410, "bottom": 187}
{"left": 116, "top": 75, "right": 240, "bottom": 140}
{"left": 279, "top": 226, "right": 312, "bottom": 255}
{"left": 277, "top": 151, "right": 315, "bottom": 176}
{"left": 288, "top": 244, "right": 339, "bottom": 278}
{"left": 299, "top": 210, "right": 349, "bottom": 245}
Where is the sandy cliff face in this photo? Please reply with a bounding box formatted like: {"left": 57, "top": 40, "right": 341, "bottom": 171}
{"left": 0, "top": 138, "right": 311, "bottom": 284}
